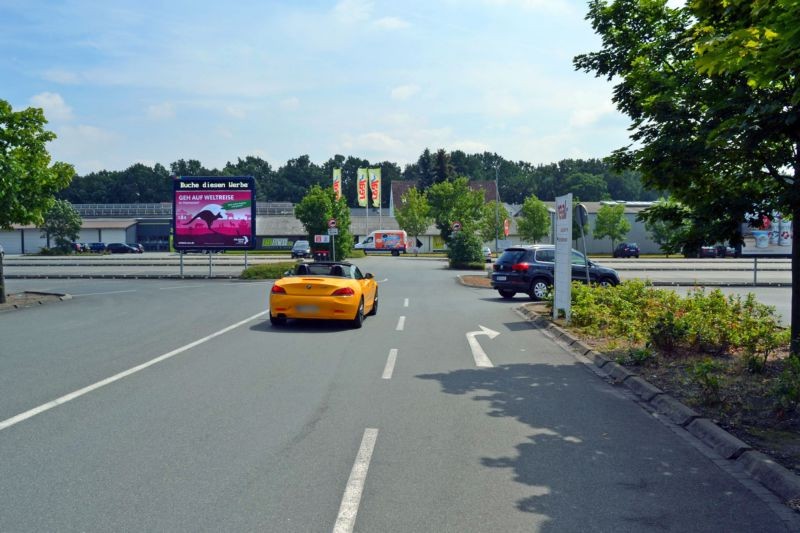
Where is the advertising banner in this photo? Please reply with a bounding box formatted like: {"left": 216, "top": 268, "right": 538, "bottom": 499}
{"left": 740, "top": 212, "right": 792, "bottom": 256}
{"left": 357, "top": 168, "right": 368, "bottom": 207}
{"left": 333, "top": 168, "right": 342, "bottom": 200}
{"left": 369, "top": 167, "right": 381, "bottom": 208}
{"left": 554, "top": 193, "right": 572, "bottom": 321}
{"left": 172, "top": 176, "right": 256, "bottom": 251}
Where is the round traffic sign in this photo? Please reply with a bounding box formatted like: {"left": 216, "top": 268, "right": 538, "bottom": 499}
{"left": 452, "top": 221, "right": 462, "bottom": 231}
{"left": 503, "top": 218, "right": 510, "bottom": 237}
{"left": 328, "top": 218, "right": 337, "bottom": 228}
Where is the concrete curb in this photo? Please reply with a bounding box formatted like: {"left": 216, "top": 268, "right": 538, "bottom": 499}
{"left": 520, "top": 303, "right": 800, "bottom": 509}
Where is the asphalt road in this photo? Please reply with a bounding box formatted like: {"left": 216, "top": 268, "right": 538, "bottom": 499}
{"left": 1, "top": 258, "right": 797, "bottom": 531}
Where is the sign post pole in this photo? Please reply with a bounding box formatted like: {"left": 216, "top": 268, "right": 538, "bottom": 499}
{"left": 554, "top": 194, "right": 572, "bottom": 322}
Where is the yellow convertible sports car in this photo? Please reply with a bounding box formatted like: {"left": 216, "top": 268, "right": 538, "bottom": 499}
{"left": 269, "top": 261, "right": 378, "bottom": 328}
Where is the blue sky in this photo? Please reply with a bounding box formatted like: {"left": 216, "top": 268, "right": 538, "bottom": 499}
{"left": 1, "top": 0, "right": 634, "bottom": 175}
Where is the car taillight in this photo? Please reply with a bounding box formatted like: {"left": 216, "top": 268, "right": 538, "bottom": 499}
{"left": 332, "top": 287, "right": 355, "bottom": 296}
{"left": 511, "top": 263, "right": 529, "bottom": 272}
{"left": 271, "top": 285, "right": 286, "bottom": 294}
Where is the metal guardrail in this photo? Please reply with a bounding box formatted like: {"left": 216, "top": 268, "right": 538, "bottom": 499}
{"left": 72, "top": 202, "right": 296, "bottom": 217}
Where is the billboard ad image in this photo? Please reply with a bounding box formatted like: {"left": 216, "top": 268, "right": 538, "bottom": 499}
{"left": 173, "top": 176, "right": 256, "bottom": 250}
{"left": 740, "top": 213, "right": 792, "bottom": 256}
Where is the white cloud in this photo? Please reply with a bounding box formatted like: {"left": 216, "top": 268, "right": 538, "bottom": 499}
{"left": 42, "top": 68, "right": 81, "bottom": 84}
{"left": 280, "top": 97, "right": 300, "bottom": 110}
{"left": 391, "top": 84, "right": 420, "bottom": 101}
{"left": 224, "top": 105, "right": 247, "bottom": 119}
{"left": 29, "top": 92, "right": 73, "bottom": 120}
{"left": 146, "top": 102, "right": 175, "bottom": 120}
{"left": 569, "top": 100, "right": 616, "bottom": 127}
{"left": 481, "top": 0, "right": 575, "bottom": 16}
{"left": 373, "top": 17, "right": 409, "bottom": 30}
{"left": 333, "top": 0, "right": 373, "bottom": 23}
{"left": 59, "top": 124, "right": 115, "bottom": 144}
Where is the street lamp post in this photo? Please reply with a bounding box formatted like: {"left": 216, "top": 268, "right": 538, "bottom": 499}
{"left": 494, "top": 164, "right": 500, "bottom": 253}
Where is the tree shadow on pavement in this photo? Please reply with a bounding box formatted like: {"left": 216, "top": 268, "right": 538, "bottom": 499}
{"left": 416, "top": 363, "right": 785, "bottom": 532}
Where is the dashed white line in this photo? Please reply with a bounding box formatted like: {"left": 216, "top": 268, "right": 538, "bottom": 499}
{"left": 0, "top": 310, "right": 269, "bottom": 432}
{"left": 396, "top": 316, "right": 405, "bottom": 331}
{"left": 403, "top": 298, "right": 409, "bottom": 307}
{"left": 333, "top": 428, "right": 379, "bottom": 533}
{"left": 382, "top": 349, "right": 398, "bottom": 379}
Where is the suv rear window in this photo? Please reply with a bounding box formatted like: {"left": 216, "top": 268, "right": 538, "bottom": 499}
{"left": 534, "top": 249, "right": 555, "bottom": 263}
{"left": 498, "top": 249, "right": 527, "bottom": 263}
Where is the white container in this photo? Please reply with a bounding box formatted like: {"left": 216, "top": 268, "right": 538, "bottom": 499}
{"left": 752, "top": 230, "right": 770, "bottom": 248}
{"left": 780, "top": 220, "right": 792, "bottom": 246}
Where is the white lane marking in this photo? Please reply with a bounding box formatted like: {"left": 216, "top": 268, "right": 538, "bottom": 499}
{"left": 377, "top": 278, "right": 389, "bottom": 283}
{"left": 158, "top": 284, "right": 206, "bottom": 290}
{"left": 396, "top": 316, "right": 405, "bottom": 331}
{"left": 72, "top": 290, "right": 137, "bottom": 297}
{"left": 466, "top": 325, "right": 501, "bottom": 368}
{"left": 403, "top": 298, "right": 409, "bottom": 307}
{"left": 0, "top": 310, "right": 269, "bottom": 432}
{"left": 333, "top": 428, "right": 379, "bottom": 533}
{"left": 382, "top": 349, "right": 398, "bottom": 379}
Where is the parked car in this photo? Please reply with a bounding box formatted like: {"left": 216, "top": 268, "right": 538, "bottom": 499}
{"left": 127, "top": 243, "right": 144, "bottom": 253}
{"left": 88, "top": 242, "right": 106, "bottom": 253}
{"left": 613, "top": 242, "right": 640, "bottom": 258}
{"left": 70, "top": 242, "right": 85, "bottom": 253}
{"left": 269, "top": 261, "right": 378, "bottom": 328}
{"left": 291, "top": 240, "right": 312, "bottom": 258}
{"left": 483, "top": 247, "right": 493, "bottom": 262}
{"left": 0, "top": 244, "right": 4, "bottom": 259}
{"left": 106, "top": 242, "right": 139, "bottom": 254}
{"left": 491, "top": 244, "right": 620, "bottom": 300}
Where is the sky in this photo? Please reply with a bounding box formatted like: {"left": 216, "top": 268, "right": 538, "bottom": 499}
{"left": 1, "top": 0, "right": 637, "bottom": 175}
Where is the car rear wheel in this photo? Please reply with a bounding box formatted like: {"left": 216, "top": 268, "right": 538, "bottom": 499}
{"left": 598, "top": 277, "right": 617, "bottom": 288}
{"left": 270, "top": 313, "right": 286, "bottom": 326}
{"left": 498, "top": 289, "right": 516, "bottom": 299}
{"left": 529, "top": 278, "right": 550, "bottom": 301}
{"left": 368, "top": 289, "right": 378, "bottom": 316}
{"left": 352, "top": 298, "right": 365, "bottom": 328}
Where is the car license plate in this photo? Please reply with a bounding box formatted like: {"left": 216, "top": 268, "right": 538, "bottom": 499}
{"left": 495, "top": 276, "right": 507, "bottom": 281}
{"left": 296, "top": 305, "right": 319, "bottom": 314}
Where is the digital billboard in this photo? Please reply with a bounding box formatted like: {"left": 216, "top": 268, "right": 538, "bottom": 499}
{"left": 740, "top": 213, "right": 792, "bottom": 257}
{"left": 172, "top": 176, "right": 256, "bottom": 251}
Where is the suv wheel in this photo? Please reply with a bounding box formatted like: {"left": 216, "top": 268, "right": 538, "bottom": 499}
{"left": 529, "top": 278, "right": 550, "bottom": 301}
{"left": 498, "top": 289, "right": 516, "bottom": 299}
{"left": 598, "top": 277, "right": 617, "bottom": 288}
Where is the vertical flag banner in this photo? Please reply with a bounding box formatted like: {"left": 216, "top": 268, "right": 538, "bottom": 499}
{"left": 369, "top": 168, "right": 381, "bottom": 208}
{"left": 332, "top": 168, "right": 342, "bottom": 200}
{"left": 357, "top": 168, "right": 368, "bottom": 207}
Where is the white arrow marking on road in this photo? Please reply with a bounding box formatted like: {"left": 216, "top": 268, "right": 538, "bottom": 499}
{"left": 466, "top": 325, "right": 500, "bottom": 368}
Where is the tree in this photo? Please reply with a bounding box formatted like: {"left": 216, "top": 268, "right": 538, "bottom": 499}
{"left": 564, "top": 172, "right": 609, "bottom": 201}
{"left": 447, "top": 230, "right": 484, "bottom": 267}
{"left": 594, "top": 203, "right": 630, "bottom": 252}
{"left": 40, "top": 200, "right": 82, "bottom": 252}
{"left": 294, "top": 185, "right": 352, "bottom": 259}
{"left": 517, "top": 195, "right": 550, "bottom": 243}
{"left": 395, "top": 187, "right": 432, "bottom": 255}
{"left": 426, "top": 177, "right": 485, "bottom": 244}
{"left": 433, "top": 149, "right": 453, "bottom": 184}
{"left": 574, "top": 0, "right": 800, "bottom": 351}
{"left": 478, "top": 200, "right": 510, "bottom": 245}
{"left": 639, "top": 197, "right": 696, "bottom": 257}
{"left": 416, "top": 149, "right": 435, "bottom": 191}
{"left": 0, "top": 99, "right": 74, "bottom": 302}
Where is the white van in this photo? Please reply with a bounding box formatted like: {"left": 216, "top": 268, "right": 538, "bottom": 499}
{"left": 354, "top": 230, "right": 408, "bottom": 256}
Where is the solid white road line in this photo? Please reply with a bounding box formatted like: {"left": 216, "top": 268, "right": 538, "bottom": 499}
{"left": 403, "top": 298, "right": 409, "bottom": 307}
{"left": 0, "top": 310, "right": 269, "bottom": 432}
{"left": 382, "top": 349, "right": 398, "bottom": 379}
{"left": 333, "top": 428, "right": 379, "bottom": 533}
{"left": 72, "top": 290, "right": 137, "bottom": 296}
{"left": 396, "top": 316, "right": 405, "bottom": 331}
{"left": 158, "top": 284, "right": 206, "bottom": 290}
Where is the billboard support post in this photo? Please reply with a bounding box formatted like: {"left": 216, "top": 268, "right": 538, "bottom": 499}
{"left": 180, "top": 252, "right": 184, "bottom": 278}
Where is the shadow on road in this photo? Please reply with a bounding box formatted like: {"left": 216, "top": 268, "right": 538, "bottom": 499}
{"left": 416, "top": 362, "right": 779, "bottom": 532}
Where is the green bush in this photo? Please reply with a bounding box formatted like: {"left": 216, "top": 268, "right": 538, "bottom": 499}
{"left": 240, "top": 262, "right": 297, "bottom": 280}
{"left": 774, "top": 355, "right": 800, "bottom": 412}
{"left": 447, "top": 231, "right": 483, "bottom": 267}
{"left": 691, "top": 358, "right": 722, "bottom": 404}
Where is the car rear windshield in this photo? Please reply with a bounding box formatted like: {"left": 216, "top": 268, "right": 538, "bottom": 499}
{"left": 498, "top": 249, "right": 527, "bottom": 263}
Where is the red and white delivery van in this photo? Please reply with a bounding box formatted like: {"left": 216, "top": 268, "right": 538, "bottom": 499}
{"left": 354, "top": 230, "right": 409, "bottom": 256}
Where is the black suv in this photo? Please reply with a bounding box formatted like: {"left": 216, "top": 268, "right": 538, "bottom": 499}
{"left": 491, "top": 245, "right": 620, "bottom": 300}
{"left": 613, "top": 242, "right": 640, "bottom": 258}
